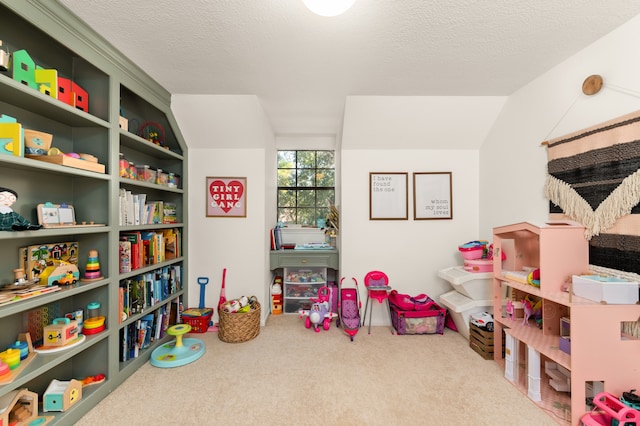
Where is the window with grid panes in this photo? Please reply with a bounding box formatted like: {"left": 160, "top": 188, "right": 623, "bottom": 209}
{"left": 277, "top": 150, "right": 335, "bottom": 226}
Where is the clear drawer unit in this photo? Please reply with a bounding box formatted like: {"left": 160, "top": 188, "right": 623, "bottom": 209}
{"left": 283, "top": 267, "right": 327, "bottom": 314}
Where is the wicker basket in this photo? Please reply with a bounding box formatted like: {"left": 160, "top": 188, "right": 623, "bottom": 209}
{"left": 218, "top": 298, "right": 261, "bottom": 343}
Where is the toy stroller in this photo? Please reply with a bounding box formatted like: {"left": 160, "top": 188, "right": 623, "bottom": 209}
{"left": 337, "top": 277, "right": 362, "bottom": 341}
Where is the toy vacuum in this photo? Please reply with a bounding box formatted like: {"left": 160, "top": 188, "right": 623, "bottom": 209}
{"left": 149, "top": 324, "right": 205, "bottom": 368}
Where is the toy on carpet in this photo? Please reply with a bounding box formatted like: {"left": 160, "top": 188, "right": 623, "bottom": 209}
{"left": 150, "top": 323, "right": 205, "bottom": 368}
{"left": 298, "top": 286, "right": 338, "bottom": 332}
{"left": 0, "top": 187, "right": 42, "bottom": 231}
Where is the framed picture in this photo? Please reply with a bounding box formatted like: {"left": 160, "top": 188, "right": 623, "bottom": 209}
{"left": 206, "top": 177, "right": 247, "bottom": 217}
{"left": 369, "top": 172, "right": 408, "bottom": 220}
{"left": 413, "top": 172, "right": 452, "bottom": 220}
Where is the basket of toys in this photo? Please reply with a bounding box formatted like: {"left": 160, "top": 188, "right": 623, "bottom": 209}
{"left": 218, "top": 296, "right": 261, "bottom": 343}
{"left": 181, "top": 307, "right": 213, "bottom": 333}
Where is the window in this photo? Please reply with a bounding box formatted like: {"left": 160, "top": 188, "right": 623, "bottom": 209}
{"left": 277, "top": 150, "right": 335, "bottom": 226}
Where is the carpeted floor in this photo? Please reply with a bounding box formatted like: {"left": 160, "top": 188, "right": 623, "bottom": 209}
{"left": 76, "top": 315, "right": 557, "bottom": 425}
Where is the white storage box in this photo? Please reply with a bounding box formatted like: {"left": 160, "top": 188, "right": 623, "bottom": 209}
{"left": 572, "top": 275, "right": 639, "bottom": 304}
{"left": 280, "top": 227, "right": 325, "bottom": 246}
{"left": 439, "top": 290, "right": 493, "bottom": 340}
{"left": 437, "top": 266, "right": 494, "bottom": 300}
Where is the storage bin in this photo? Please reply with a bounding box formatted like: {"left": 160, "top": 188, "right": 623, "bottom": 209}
{"left": 182, "top": 312, "right": 213, "bottom": 333}
{"left": 437, "top": 266, "right": 494, "bottom": 300}
{"left": 439, "top": 290, "right": 493, "bottom": 340}
{"left": 135, "top": 165, "right": 156, "bottom": 183}
{"left": 463, "top": 258, "right": 493, "bottom": 273}
{"left": 390, "top": 302, "right": 446, "bottom": 335}
{"left": 218, "top": 297, "right": 261, "bottom": 343}
{"left": 572, "top": 274, "right": 639, "bottom": 304}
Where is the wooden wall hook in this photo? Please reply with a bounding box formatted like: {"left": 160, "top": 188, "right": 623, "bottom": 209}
{"left": 582, "top": 75, "right": 603, "bottom": 95}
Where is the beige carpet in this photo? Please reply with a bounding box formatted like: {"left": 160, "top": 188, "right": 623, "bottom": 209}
{"left": 76, "top": 315, "right": 557, "bottom": 425}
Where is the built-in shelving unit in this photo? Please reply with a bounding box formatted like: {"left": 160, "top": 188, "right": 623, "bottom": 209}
{"left": 492, "top": 221, "right": 640, "bottom": 425}
{"left": 0, "top": 1, "right": 188, "bottom": 424}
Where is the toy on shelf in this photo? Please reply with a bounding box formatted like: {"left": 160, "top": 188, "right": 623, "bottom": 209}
{"left": 505, "top": 299, "right": 514, "bottom": 320}
{"left": 43, "top": 318, "right": 79, "bottom": 347}
{"left": 38, "top": 260, "right": 79, "bottom": 286}
{"left": 43, "top": 379, "right": 82, "bottom": 412}
{"left": 138, "top": 121, "right": 165, "bottom": 148}
{"left": 81, "top": 249, "right": 103, "bottom": 281}
{"left": 0, "top": 333, "right": 38, "bottom": 386}
{"left": 0, "top": 268, "right": 40, "bottom": 292}
{"left": 0, "top": 388, "right": 39, "bottom": 425}
{"left": 77, "top": 373, "right": 106, "bottom": 387}
{"left": 0, "top": 187, "right": 42, "bottom": 231}
{"left": 36, "top": 202, "right": 105, "bottom": 229}
{"left": 83, "top": 302, "right": 106, "bottom": 335}
{"left": 0, "top": 40, "right": 9, "bottom": 71}
{"left": 298, "top": 286, "right": 337, "bottom": 332}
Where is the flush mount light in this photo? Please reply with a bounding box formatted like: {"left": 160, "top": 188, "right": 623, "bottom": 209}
{"left": 303, "top": 0, "right": 356, "bottom": 16}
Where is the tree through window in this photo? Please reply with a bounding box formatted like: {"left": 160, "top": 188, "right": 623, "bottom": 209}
{"left": 277, "top": 150, "right": 335, "bottom": 226}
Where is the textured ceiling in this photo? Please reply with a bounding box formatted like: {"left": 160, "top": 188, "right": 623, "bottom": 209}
{"left": 58, "top": 0, "right": 640, "bottom": 136}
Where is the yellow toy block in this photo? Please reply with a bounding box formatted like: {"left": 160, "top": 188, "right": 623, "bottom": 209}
{"left": 0, "top": 122, "right": 23, "bottom": 156}
{"left": 35, "top": 68, "right": 58, "bottom": 99}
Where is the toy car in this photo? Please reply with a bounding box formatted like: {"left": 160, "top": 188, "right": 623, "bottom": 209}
{"left": 470, "top": 311, "right": 494, "bottom": 331}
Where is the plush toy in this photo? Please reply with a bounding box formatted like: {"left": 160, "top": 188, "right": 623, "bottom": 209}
{"left": 0, "top": 187, "right": 41, "bottom": 231}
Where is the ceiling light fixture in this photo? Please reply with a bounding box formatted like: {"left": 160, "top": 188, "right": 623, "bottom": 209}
{"left": 303, "top": 0, "right": 356, "bottom": 17}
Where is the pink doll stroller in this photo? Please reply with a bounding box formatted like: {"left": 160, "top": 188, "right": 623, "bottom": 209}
{"left": 337, "top": 277, "right": 362, "bottom": 341}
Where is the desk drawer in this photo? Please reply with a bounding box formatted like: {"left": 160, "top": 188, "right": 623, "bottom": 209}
{"left": 270, "top": 250, "right": 338, "bottom": 269}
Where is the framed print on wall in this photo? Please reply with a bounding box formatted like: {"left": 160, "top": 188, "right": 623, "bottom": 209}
{"left": 206, "top": 177, "right": 247, "bottom": 217}
{"left": 413, "top": 172, "right": 452, "bottom": 220}
{"left": 369, "top": 172, "right": 408, "bottom": 220}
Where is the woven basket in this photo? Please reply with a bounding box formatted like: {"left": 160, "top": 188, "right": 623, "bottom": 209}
{"left": 218, "top": 298, "right": 261, "bottom": 343}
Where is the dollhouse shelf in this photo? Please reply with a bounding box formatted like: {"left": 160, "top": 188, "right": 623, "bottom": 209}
{"left": 492, "top": 221, "right": 640, "bottom": 426}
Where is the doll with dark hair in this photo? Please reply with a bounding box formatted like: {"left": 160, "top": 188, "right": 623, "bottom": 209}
{"left": 0, "top": 187, "right": 42, "bottom": 231}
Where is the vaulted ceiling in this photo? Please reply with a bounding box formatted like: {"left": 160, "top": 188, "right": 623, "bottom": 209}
{"left": 59, "top": 0, "right": 640, "bottom": 136}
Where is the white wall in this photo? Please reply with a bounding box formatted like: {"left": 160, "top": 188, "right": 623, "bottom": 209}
{"left": 172, "top": 95, "right": 275, "bottom": 323}
{"left": 480, "top": 14, "right": 640, "bottom": 237}
{"left": 340, "top": 96, "right": 505, "bottom": 324}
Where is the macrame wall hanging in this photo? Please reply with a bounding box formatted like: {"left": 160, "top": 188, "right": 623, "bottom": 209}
{"left": 542, "top": 75, "right": 640, "bottom": 275}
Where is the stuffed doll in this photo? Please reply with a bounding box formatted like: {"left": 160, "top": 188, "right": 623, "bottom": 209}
{"left": 0, "top": 187, "right": 42, "bottom": 231}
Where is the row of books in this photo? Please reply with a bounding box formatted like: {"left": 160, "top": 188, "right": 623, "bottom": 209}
{"left": 119, "top": 298, "right": 181, "bottom": 362}
{"left": 118, "top": 264, "right": 182, "bottom": 321}
{"left": 118, "top": 189, "right": 178, "bottom": 226}
{"left": 119, "top": 228, "right": 182, "bottom": 273}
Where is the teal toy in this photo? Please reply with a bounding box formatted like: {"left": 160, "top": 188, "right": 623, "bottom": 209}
{"left": 149, "top": 324, "right": 205, "bottom": 368}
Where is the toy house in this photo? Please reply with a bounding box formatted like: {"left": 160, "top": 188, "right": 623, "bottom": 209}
{"left": 43, "top": 379, "right": 82, "bottom": 412}
{"left": 0, "top": 388, "right": 38, "bottom": 425}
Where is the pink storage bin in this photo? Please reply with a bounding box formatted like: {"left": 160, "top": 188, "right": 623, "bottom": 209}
{"left": 458, "top": 246, "right": 484, "bottom": 260}
{"left": 463, "top": 259, "right": 493, "bottom": 273}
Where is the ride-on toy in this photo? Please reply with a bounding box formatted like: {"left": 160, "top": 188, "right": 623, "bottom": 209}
{"left": 298, "top": 286, "right": 337, "bottom": 332}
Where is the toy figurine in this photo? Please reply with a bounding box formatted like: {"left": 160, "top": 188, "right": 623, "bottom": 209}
{"left": 0, "top": 187, "right": 42, "bottom": 231}
{"left": 505, "top": 299, "right": 514, "bottom": 320}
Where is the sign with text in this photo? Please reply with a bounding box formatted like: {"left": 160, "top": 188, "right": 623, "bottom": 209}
{"left": 206, "top": 177, "right": 247, "bottom": 217}
{"left": 369, "top": 172, "right": 408, "bottom": 220}
{"left": 413, "top": 172, "right": 452, "bottom": 220}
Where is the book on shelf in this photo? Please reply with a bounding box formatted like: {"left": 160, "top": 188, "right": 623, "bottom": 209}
{"left": 163, "top": 202, "right": 177, "bottom": 223}
{"left": 119, "top": 240, "right": 131, "bottom": 273}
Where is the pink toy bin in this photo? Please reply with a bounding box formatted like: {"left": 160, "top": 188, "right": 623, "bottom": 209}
{"left": 463, "top": 258, "right": 493, "bottom": 273}
{"left": 458, "top": 241, "right": 487, "bottom": 260}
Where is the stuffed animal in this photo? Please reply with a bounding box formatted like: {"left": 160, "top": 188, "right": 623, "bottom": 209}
{"left": 0, "top": 187, "right": 42, "bottom": 231}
